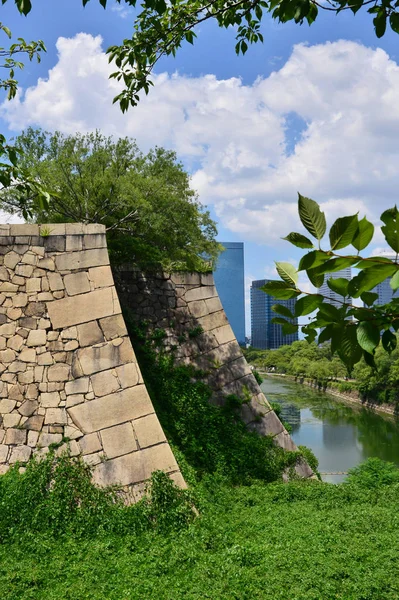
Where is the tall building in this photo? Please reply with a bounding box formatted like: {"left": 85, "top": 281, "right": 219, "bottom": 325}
{"left": 318, "top": 267, "right": 352, "bottom": 308}
{"left": 213, "top": 242, "right": 246, "bottom": 345}
{"left": 250, "top": 279, "right": 298, "bottom": 350}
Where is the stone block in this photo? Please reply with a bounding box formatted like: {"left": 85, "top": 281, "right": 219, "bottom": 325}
{"left": 6, "top": 307, "right": 22, "bottom": 321}
{"left": 65, "top": 377, "right": 89, "bottom": 395}
{"left": 188, "top": 300, "right": 208, "bottom": 318}
{"left": 65, "top": 224, "right": 85, "bottom": 235}
{"left": 66, "top": 235, "right": 83, "bottom": 252}
{"left": 38, "top": 432, "right": 62, "bottom": 447}
{"left": 99, "top": 314, "right": 127, "bottom": 340}
{"left": 3, "top": 413, "right": 21, "bottom": 428}
{"left": 198, "top": 311, "right": 228, "bottom": 332}
{"left": 7, "top": 336, "right": 24, "bottom": 352}
{"left": 0, "top": 444, "right": 8, "bottom": 462}
{"left": 38, "top": 352, "right": 53, "bottom": 366}
{"left": 248, "top": 409, "right": 284, "bottom": 437}
{"left": 47, "top": 287, "right": 120, "bottom": 329}
{"left": 11, "top": 224, "right": 39, "bottom": 236}
{"left": 9, "top": 445, "right": 32, "bottom": 463}
{"left": 40, "top": 224, "right": 66, "bottom": 236}
{"left": 19, "top": 348, "right": 36, "bottom": 363}
{"left": 25, "top": 302, "right": 46, "bottom": 317}
{"left": 40, "top": 392, "right": 61, "bottom": 408}
{"left": 116, "top": 363, "right": 139, "bottom": 389}
{"left": 27, "top": 430, "right": 40, "bottom": 446}
{"left": 26, "top": 278, "right": 41, "bottom": 293}
{"left": 77, "top": 321, "right": 104, "bottom": 347}
{"left": 273, "top": 431, "right": 297, "bottom": 452}
{"left": 37, "top": 258, "right": 55, "bottom": 271}
{"left": 133, "top": 414, "right": 166, "bottom": 449}
{"left": 26, "top": 329, "right": 47, "bottom": 347}
{"left": 44, "top": 408, "right": 67, "bottom": 425}
{"left": 19, "top": 400, "right": 38, "bottom": 417}
{"left": 48, "top": 272, "right": 64, "bottom": 292}
{"left": 88, "top": 266, "right": 114, "bottom": 289}
{"left": 83, "top": 234, "right": 107, "bottom": 249}
{"left": 66, "top": 394, "right": 85, "bottom": 408}
{"left": 61, "top": 326, "right": 78, "bottom": 340}
{"left": 101, "top": 422, "right": 137, "bottom": 459}
{"left": 0, "top": 399, "right": 16, "bottom": 413}
{"left": 79, "top": 432, "right": 102, "bottom": 455}
{"left": 92, "top": 443, "right": 179, "bottom": 488}
{"left": 75, "top": 338, "right": 134, "bottom": 375}
{"left": 185, "top": 285, "right": 217, "bottom": 302}
{"left": 15, "top": 264, "right": 33, "bottom": 279}
{"left": 91, "top": 369, "right": 120, "bottom": 397}
{"left": 64, "top": 272, "right": 90, "bottom": 296}
{"left": 13, "top": 293, "right": 28, "bottom": 308}
{"left": 4, "top": 251, "right": 20, "bottom": 269}
{"left": 65, "top": 340, "right": 79, "bottom": 351}
{"left": 55, "top": 248, "right": 109, "bottom": 272}
{"left": 205, "top": 297, "right": 223, "bottom": 314}
{"left": 228, "top": 357, "right": 252, "bottom": 380}
{"left": 68, "top": 385, "right": 153, "bottom": 434}
{"left": 213, "top": 324, "right": 236, "bottom": 345}
{"left": 0, "top": 348, "right": 15, "bottom": 363}
{"left": 5, "top": 428, "right": 27, "bottom": 445}
{"left": 47, "top": 363, "right": 70, "bottom": 382}
{"left": 19, "top": 317, "right": 37, "bottom": 330}
{"left": 43, "top": 236, "right": 65, "bottom": 252}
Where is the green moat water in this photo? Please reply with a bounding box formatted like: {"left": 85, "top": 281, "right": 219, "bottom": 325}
{"left": 261, "top": 376, "right": 399, "bottom": 483}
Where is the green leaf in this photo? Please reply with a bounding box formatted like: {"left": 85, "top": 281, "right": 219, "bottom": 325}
{"left": 349, "top": 307, "right": 375, "bottom": 321}
{"left": 329, "top": 214, "right": 358, "bottom": 250}
{"left": 294, "top": 294, "right": 323, "bottom": 317}
{"left": 283, "top": 232, "right": 314, "bottom": 249}
{"left": 390, "top": 269, "right": 399, "bottom": 291}
{"left": 272, "top": 304, "right": 294, "bottom": 318}
{"left": 348, "top": 264, "right": 397, "bottom": 297}
{"left": 318, "top": 302, "right": 342, "bottom": 323}
{"left": 298, "top": 250, "right": 329, "bottom": 271}
{"left": 271, "top": 317, "right": 290, "bottom": 325}
{"left": 307, "top": 266, "right": 324, "bottom": 289}
{"left": 382, "top": 329, "right": 397, "bottom": 354}
{"left": 318, "top": 324, "right": 334, "bottom": 344}
{"left": 356, "top": 321, "right": 380, "bottom": 354}
{"left": 317, "top": 256, "right": 359, "bottom": 273}
{"left": 275, "top": 262, "right": 298, "bottom": 286}
{"left": 380, "top": 205, "right": 399, "bottom": 253}
{"left": 298, "top": 193, "right": 326, "bottom": 241}
{"left": 352, "top": 217, "right": 374, "bottom": 252}
{"left": 338, "top": 325, "right": 362, "bottom": 373}
{"left": 327, "top": 277, "right": 349, "bottom": 297}
{"left": 261, "top": 281, "right": 300, "bottom": 300}
{"left": 360, "top": 291, "right": 379, "bottom": 306}
{"left": 282, "top": 322, "right": 298, "bottom": 335}
{"left": 363, "top": 350, "right": 377, "bottom": 370}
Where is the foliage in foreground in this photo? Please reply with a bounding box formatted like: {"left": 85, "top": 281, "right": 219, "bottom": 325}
{"left": 263, "top": 195, "right": 399, "bottom": 374}
{"left": 2, "top": 457, "right": 399, "bottom": 599}
{"left": 5, "top": 0, "right": 398, "bottom": 111}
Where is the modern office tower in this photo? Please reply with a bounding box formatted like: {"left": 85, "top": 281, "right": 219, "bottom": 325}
{"left": 213, "top": 242, "right": 246, "bottom": 345}
{"left": 250, "top": 279, "right": 298, "bottom": 350}
{"left": 318, "top": 267, "right": 352, "bottom": 308}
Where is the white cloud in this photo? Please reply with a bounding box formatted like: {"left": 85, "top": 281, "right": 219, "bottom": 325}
{"left": 111, "top": 2, "right": 133, "bottom": 19}
{"left": 2, "top": 34, "right": 399, "bottom": 245}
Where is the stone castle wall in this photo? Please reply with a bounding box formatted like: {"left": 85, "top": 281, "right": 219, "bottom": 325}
{"left": 0, "top": 224, "right": 183, "bottom": 500}
{"left": 115, "top": 269, "right": 313, "bottom": 479}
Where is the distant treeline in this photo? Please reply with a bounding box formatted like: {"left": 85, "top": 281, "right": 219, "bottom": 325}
{"left": 244, "top": 340, "right": 399, "bottom": 407}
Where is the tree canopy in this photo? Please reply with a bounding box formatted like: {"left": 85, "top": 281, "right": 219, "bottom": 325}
{"left": 5, "top": 0, "right": 399, "bottom": 110}
{"left": 1, "top": 128, "right": 221, "bottom": 270}
{"left": 263, "top": 195, "right": 399, "bottom": 374}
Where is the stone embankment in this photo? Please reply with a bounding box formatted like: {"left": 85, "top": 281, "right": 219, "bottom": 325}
{"left": 115, "top": 269, "right": 313, "bottom": 479}
{"left": 0, "top": 224, "right": 183, "bottom": 501}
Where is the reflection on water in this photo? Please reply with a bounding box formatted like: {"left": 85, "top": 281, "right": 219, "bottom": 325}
{"left": 261, "top": 377, "right": 399, "bottom": 483}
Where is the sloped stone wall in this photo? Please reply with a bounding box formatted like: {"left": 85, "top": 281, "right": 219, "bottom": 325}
{"left": 0, "top": 224, "right": 183, "bottom": 500}
{"left": 115, "top": 269, "right": 313, "bottom": 479}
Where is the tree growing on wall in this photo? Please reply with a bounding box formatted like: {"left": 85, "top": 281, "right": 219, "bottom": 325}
{"left": 5, "top": 0, "right": 399, "bottom": 110}
{"left": 262, "top": 195, "right": 399, "bottom": 374}
{"left": 1, "top": 128, "right": 221, "bottom": 270}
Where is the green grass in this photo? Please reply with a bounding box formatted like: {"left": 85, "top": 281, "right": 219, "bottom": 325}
{"left": 2, "top": 471, "right": 399, "bottom": 599}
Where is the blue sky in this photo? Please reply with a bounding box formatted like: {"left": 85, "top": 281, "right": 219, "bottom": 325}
{"left": 1, "top": 0, "right": 399, "bottom": 332}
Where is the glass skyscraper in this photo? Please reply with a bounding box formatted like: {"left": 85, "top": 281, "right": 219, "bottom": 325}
{"left": 250, "top": 279, "right": 298, "bottom": 349}
{"left": 318, "top": 267, "right": 352, "bottom": 308}
{"left": 213, "top": 242, "right": 246, "bottom": 345}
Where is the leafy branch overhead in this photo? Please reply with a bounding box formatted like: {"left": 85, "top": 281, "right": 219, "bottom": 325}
{"left": 6, "top": 0, "right": 399, "bottom": 111}
{"left": 263, "top": 194, "right": 399, "bottom": 374}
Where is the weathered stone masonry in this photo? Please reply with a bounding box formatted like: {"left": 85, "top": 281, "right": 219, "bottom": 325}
{"left": 115, "top": 269, "right": 313, "bottom": 479}
{"left": 0, "top": 224, "right": 183, "bottom": 501}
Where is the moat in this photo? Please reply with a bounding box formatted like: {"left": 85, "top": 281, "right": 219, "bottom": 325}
{"left": 261, "top": 376, "right": 399, "bottom": 483}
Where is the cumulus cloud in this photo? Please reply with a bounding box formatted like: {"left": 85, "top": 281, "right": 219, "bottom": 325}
{"left": 2, "top": 34, "right": 399, "bottom": 245}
